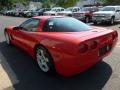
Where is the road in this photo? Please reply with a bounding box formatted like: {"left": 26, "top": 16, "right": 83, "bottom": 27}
{"left": 0, "top": 15, "right": 120, "bottom": 90}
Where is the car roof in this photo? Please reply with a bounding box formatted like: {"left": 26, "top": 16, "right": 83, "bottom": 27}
{"left": 105, "top": 6, "right": 120, "bottom": 7}
{"left": 84, "top": 6, "right": 98, "bottom": 8}
{"left": 52, "top": 7, "right": 64, "bottom": 9}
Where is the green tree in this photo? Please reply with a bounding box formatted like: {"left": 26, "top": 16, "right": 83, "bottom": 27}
{"left": 0, "top": 0, "right": 29, "bottom": 10}
{"left": 57, "top": 0, "right": 79, "bottom": 8}
{"left": 42, "top": 0, "right": 79, "bottom": 8}
{"left": 100, "top": 0, "right": 117, "bottom": 4}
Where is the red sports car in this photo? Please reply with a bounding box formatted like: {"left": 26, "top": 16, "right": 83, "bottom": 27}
{"left": 4, "top": 16, "right": 118, "bottom": 76}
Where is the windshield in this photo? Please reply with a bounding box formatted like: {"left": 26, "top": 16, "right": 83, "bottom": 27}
{"left": 36, "top": 8, "right": 41, "bottom": 11}
{"left": 43, "top": 17, "right": 91, "bottom": 32}
{"left": 100, "top": 7, "right": 115, "bottom": 11}
{"left": 65, "top": 8, "right": 72, "bottom": 11}
{"left": 51, "top": 8, "right": 57, "bottom": 11}
{"left": 38, "top": 9, "right": 44, "bottom": 12}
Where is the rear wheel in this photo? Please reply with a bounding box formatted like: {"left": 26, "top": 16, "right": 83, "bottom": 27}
{"left": 35, "top": 46, "right": 55, "bottom": 73}
{"left": 67, "top": 14, "right": 72, "bottom": 17}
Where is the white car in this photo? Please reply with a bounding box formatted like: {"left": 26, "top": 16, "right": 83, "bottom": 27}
{"left": 44, "top": 7, "right": 64, "bottom": 16}
{"left": 92, "top": 6, "right": 120, "bottom": 24}
{"left": 58, "top": 7, "right": 80, "bottom": 16}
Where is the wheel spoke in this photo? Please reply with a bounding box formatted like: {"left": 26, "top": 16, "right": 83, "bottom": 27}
{"left": 36, "top": 48, "right": 49, "bottom": 72}
{"left": 40, "top": 50, "right": 49, "bottom": 62}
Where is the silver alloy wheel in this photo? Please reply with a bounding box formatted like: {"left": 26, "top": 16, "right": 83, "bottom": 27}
{"left": 5, "top": 33, "right": 10, "bottom": 44}
{"left": 36, "top": 49, "right": 49, "bottom": 72}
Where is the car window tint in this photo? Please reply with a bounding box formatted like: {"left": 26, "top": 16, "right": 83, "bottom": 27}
{"left": 91, "top": 8, "right": 98, "bottom": 11}
{"left": 101, "top": 7, "right": 115, "bottom": 11}
{"left": 43, "top": 17, "right": 91, "bottom": 32}
{"left": 61, "top": 9, "right": 64, "bottom": 11}
{"left": 20, "top": 18, "right": 39, "bottom": 32}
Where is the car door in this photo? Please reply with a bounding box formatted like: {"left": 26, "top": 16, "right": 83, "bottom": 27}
{"left": 12, "top": 18, "right": 40, "bottom": 54}
{"left": 117, "top": 7, "right": 120, "bottom": 20}
{"left": 115, "top": 7, "right": 120, "bottom": 20}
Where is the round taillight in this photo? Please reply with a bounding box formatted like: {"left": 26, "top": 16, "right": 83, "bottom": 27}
{"left": 79, "top": 44, "right": 88, "bottom": 53}
{"left": 90, "top": 41, "right": 98, "bottom": 49}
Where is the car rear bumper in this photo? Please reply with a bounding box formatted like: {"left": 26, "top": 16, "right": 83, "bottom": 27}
{"left": 92, "top": 17, "right": 111, "bottom": 22}
{"left": 53, "top": 34, "right": 118, "bottom": 77}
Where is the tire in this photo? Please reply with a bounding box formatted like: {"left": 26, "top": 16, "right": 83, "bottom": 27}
{"left": 110, "top": 17, "right": 115, "bottom": 25}
{"left": 5, "top": 32, "right": 11, "bottom": 45}
{"left": 67, "top": 14, "right": 72, "bottom": 17}
{"left": 85, "top": 16, "right": 90, "bottom": 23}
{"left": 35, "top": 46, "right": 55, "bottom": 74}
{"left": 93, "top": 21, "right": 97, "bottom": 25}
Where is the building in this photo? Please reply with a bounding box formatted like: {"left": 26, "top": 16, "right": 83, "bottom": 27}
{"left": 76, "top": 0, "right": 103, "bottom": 7}
{"left": 29, "top": 1, "right": 42, "bottom": 10}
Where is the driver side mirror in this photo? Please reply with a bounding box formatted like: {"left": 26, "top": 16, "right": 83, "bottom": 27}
{"left": 13, "top": 26, "right": 22, "bottom": 31}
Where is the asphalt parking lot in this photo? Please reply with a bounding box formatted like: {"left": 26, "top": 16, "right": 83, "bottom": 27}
{"left": 0, "top": 15, "right": 120, "bottom": 90}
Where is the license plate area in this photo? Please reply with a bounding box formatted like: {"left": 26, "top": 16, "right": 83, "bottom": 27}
{"left": 99, "top": 45, "right": 110, "bottom": 56}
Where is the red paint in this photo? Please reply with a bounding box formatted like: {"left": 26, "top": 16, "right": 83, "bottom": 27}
{"left": 4, "top": 16, "right": 118, "bottom": 76}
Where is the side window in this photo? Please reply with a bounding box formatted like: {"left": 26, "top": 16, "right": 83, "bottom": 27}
{"left": 61, "top": 9, "right": 64, "bottom": 11}
{"left": 57, "top": 9, "right": 60, "bottom": 12}
{"left": 20, "top": 18, "right": 39, "bottom": 32}
{"left": 93, "top": 8, "right": 98, "bottom": 11}
{"left": 73, "top": 9, "right": 77, "bottom": 12}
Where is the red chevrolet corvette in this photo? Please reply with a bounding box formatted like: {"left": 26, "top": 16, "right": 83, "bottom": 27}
{"left": 4, "top": 16, "right": 118, "bottom": 76}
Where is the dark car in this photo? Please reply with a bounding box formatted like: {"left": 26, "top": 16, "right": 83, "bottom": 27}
{"left": 73, "top": 7, "right": 99, "bottom": 23}
{"left": 32, "top": 8, "right": 51, "bottom": 16}
{"left": 5, "top": 9, "right": 16, "bottom": 16}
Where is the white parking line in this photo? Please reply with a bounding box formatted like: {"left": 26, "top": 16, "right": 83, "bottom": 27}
{"left": 0, "top": 52, "right": 19, "bottom": 90}
{"left": 0, "top": 64, "right": 14, "bottom": 90}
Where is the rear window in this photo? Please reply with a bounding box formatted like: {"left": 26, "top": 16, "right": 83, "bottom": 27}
{"left": 43, "top": 17, "right": 91, "bottom": 32}
{"left": 80, "top": 7, "right": 91, "bottom": 11}
{"left": 80, "top": 7, "right": 98, "bottom": 11}
{"left": 100, "top": 7, "right": 115, "bottom": 11}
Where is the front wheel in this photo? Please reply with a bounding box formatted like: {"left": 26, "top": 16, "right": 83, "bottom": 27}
{"left": 110, "top": 17, "right": 115, "bottom": 25}
{"left": 36, "top": 46, "right": 55, "bottom": 73}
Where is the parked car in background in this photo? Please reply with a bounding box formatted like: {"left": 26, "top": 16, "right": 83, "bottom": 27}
{"left": 18, "top": 9, "right": 27, "bottom": 17}
{"left": 5, "top": 9, "right": 16, "bottom": 16}
{"left": 32, "top": 8, "right": 51, "bottom": 16}
{"left": 13, "top": 9, "right": 25, "bottom": 16}
{"left": 0, "top": 10, "right": 4, "bottom": 15}
{"left": 44, "top": 7, "right": 64, "bottom": 16}
{"left": 92, "top": 6, "right": 120, "bottom": 24}
{"left": 26, "top": 10, "right": 37, "bottom": 17}
{"left": 58, "top": 7, "right": 80, "bottom": 16}
{"left": 22, "top": 9, "right": 37, "bottom": 17}
{"left": 73, "top": 7, "right": 99, "bottom": 23}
